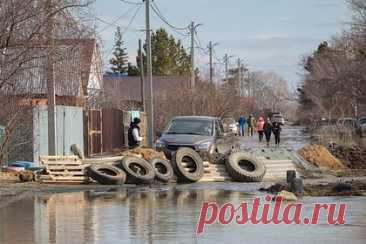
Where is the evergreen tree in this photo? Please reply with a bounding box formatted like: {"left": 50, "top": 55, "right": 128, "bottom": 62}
{"left": 109, "top": 27, "right": 128, "bottom": 74}
{"left": 137, "top": 28, "right": 191, "bottom": 76}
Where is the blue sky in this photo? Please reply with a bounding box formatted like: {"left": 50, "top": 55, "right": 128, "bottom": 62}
{"left": 93, "top": 0, "right": 351, "bottom": 88}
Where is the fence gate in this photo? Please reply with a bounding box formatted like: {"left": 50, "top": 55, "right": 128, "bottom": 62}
{"left": 85, "top": 109, "right": 102, "bottom": 156}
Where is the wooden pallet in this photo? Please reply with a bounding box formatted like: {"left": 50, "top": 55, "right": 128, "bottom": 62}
{"left": 39, "top": 156, "right": 89, "bottom": 183}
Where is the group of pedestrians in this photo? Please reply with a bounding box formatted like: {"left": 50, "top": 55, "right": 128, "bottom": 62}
{"left": 238, "top": 115, "right": 282, "bottom": 147}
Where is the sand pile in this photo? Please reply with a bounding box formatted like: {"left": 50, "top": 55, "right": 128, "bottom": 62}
{"left": 298, "top": 145, "right": 346, "bottom": 170}
{"left": 331, "top": 145, "right": 366, "bottom": 169}
{"left": 118, "top": 147, "right": 166, "bottom": 161}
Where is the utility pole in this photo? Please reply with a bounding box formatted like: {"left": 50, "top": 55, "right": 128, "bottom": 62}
{"left": 138, "top": 39, "right": 145, "bottom": 112}
{"left": 189, "top": 22, "right": 202, "bottom": 88}
{"left": 209, "top": 41, "right": 213, "bottom": 85}
{"left": 145, "top": 0, "right": 154, "bottom": 147}
{"left": 237, "top": 58, "right": 242, "bottom": 96}
{"left": 208, "top": 42, "right": 218, "bottom": 85}
{"left": 190, "top": 21, "right": 195, "bottom": 89}
{"left": 46, "top": 0, "right": 56, "bottom": 155}
{"left": 224, "top": 54, "right": 229, "bottom": 82}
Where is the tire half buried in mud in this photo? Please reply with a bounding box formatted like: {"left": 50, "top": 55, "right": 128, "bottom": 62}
{"left": 149, "top": 157, "right": 174, "bottom": 183}
{"left": 120, "top": 156, "right": 155, "bottom": 184}
{"left": 87, "top": 165, "right": 126, "bottom": 185}
{"left": 172, "top": 147, "right": 204, "bottom": 183}
{"left": 226, "top": 151, "right": 266, "bottom": 182}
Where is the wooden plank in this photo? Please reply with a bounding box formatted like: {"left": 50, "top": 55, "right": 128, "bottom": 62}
{"left": 40, "top": 156, "right": 79, "bottom": 160}
{"left": 82, "top": 156, "right": 124, "bottom": 163}
{"left": 50, "top": 172, "right": 86, "bottom": 176}
{"left": 47, "top": 176, "right": 88, "bottom": 181}
{"left": 47, "top": 165, "right": 86, "bottom": 170}
{"left": 41, "top": 159, "right": 82, "bottom": 164}
{"left": 43, "top": 163, "right": 83, "bottom": 167}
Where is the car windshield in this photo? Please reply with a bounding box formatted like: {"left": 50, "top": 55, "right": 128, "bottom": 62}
{"left": 165, "top": 119, "right": 213, "bottom": 136}
{"left": 360, "top": 118, "right": 366, "bottom": 124}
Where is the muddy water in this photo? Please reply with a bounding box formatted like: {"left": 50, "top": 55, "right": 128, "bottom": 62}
{"left": 281, "top": 126, "right": 311, "bottom": 150}
{"left": 0, "top": 184, "right": 365, "bottom": 244}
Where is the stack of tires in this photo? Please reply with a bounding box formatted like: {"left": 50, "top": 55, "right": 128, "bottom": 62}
{"left": 86, "top": 147, "right": 205, "bottom": 185}
{"left": 86, "top": 148, "right": 266, "bottom": 184}
{"left": 87, "top": 156, "right": 175, "bottom": 185}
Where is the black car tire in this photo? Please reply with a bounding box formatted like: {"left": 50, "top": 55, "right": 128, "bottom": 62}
{"left": 87, "top": 164, "right": 126, "bottom": 185}
{"left": 172, "top": 147, "right": 204, "bottom": 183}
{"left": 226, "top": 151, "right": 266, "bottom": 182}
{"left": 120, "top": 156, "right": 155, "bottom": 184}
{"left": 149, "top": 157, "right": 174, "bottom": 183}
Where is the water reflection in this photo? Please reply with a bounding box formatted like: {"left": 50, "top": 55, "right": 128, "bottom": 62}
{"left": 0, "top": 187, "right": 366, "bottom": 244}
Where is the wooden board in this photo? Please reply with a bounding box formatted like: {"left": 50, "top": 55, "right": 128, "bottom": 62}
{"left": 39, "top": 156, "right": 89, "bottom": 183}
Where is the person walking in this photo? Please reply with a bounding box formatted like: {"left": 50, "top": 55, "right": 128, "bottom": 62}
{"left": 238, "top": 116, "right": 246, "bottom": 136}
{"left": 256, "top": 117, "right": 265, "bottom": 142}
{"left": 272, "top": 121, "right": 282, "bottom": 148}
{"left": 263, "top": 117, "right": 273, "bottom": 146}
{"left": 247, "top": 114, "right": 256, "bottom": 137}
{"left": 128, "top": 117, "right": 142, "bottom": 149}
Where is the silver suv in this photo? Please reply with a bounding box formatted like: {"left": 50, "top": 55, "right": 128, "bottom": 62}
{"left": 155, "top": 116, "right": 227, "bottom": 159}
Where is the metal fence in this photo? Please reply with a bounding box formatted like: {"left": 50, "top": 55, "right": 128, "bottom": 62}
{"left": 33, "top": 105, "right": 84, "bottom": 163}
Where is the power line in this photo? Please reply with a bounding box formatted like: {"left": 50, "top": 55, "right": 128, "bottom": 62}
{"left": 95, "top": 5, "right": 141, "bottom": 34}
{"left": 194, "top": 30, "right": 208, "bottom": 55}
{"left": 213, "top": 49, "right": 223, "bottom": 64}
{"left": 119, "top": 0, "right": 143, "bottom": 5}
{"left": 102, "top": 5, "right": 143, "bottom": 60}
{"left": 150, "top": 2, "right": 190, "bottom": 32}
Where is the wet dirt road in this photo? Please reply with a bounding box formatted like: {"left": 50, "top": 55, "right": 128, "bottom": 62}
{"left": 238, "top": 125, "right": 311, "bottom": 151}
{"left": 0, "top": 184, "right": 366, "bottom": 244}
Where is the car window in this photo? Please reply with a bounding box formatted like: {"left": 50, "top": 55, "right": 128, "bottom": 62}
{"left": 166, "top": 119, "right": 213, "bottom": 136}
{"left": 360, "top": 118, "right": 366, "bottom": 124}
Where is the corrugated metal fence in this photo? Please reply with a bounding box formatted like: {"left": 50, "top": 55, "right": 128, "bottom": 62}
{"left": 33, "top": 105, "right": 84, "bottom": 163}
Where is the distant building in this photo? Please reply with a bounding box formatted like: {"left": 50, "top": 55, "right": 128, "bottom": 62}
{"left": 103, "top": 75, "right": 190, "bottom": 110}
{"left": 1, "top": 38, "right": 103, "bottom": 106}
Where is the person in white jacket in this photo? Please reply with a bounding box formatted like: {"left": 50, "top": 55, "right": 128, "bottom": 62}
{"left": 128, "top": 118, "right": 142, "bottom": 149}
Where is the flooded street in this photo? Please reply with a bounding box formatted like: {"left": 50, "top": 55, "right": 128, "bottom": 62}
{"left": 1, "top": 184, "right": 366, "bottom": 244}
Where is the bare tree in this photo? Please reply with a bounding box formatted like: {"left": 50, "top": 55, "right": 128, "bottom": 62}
{"left": 0, "top": 0, "right": 94, "bottom": 164}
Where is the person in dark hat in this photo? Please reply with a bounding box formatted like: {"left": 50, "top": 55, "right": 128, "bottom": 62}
{"left": 128, "top": 117, "right": 142, "bottom": 149}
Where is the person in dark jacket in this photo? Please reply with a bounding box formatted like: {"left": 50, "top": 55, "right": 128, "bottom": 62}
{"left": 128, "top": 117, "right": 142, "bottom": 149}
{"left": 272, "top": 121, "right": 282, "bottom": 147}
{"left": 263, "top": 117, "right": 272, "bottom": 146}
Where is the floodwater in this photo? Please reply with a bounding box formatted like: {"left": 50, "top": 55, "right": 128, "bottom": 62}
{"left": 0, "top": 184, "right": 365, "bottom": 244}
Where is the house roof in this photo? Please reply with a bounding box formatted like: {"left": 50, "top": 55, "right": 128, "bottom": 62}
{"left": 103, "top": 75, "right": 190, "bottom": 103}
{"left": 2, "top": 39, "right": 100, "bottom": 98}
